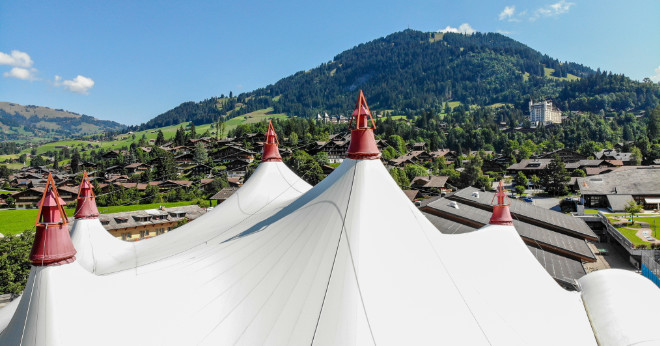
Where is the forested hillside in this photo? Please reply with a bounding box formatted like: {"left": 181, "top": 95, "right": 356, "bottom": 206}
{"left": 137, "top": 29, "right": 659, "bottom": 130}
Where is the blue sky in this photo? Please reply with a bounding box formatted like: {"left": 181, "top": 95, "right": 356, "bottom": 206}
{"left": 1, "top": 0, "right": 658, "bottom": 126}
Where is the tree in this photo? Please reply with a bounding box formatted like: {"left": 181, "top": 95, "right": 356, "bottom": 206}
{"left": 403, "top": 164, "right": 428, "bottom": 181}
{"left": 572, "top": 169, "right": 586, "bottom": 177}
{"left": 0, "top": 165, "right": 11, "bottom": 179}
{"left": 287, "top": 150, "right": 325, "bottom": 185}
{"left": 70, "top": 149, "right": 81, "bottom": 174}
{"left": 193, "top": 143, "right": 208, "bottom": 165}
{"left": 30, "top": 155, "right": 46, "bottom": 168}
{"left": 152, "top": 148, "right": 177, "bottom": 181}
{"left": 289, "top": 132, "right": 299, "bottom": 146}
{"left": 514, "top": 172, "right": 528, "bottom": 188}
{"left": 514, "top": 185, "right": 526, "bottom": 196}
{"left": 313, "top": 152, "right": 329, "bottom": 166}
{"left": 630, "top": 146, "right": 642, "bottom": 165}
{"left": 389, "top": 135, "right": 407, "bottom": 155}
{"left": 216, "top": 119, "right": 226, "bottom": 139}
{"left": 155, "top": 130, "right": 165, "bottom": 146}
{"left": 624, "top": 200, "right": 643, "bottom": 224}
{"left": 541, "top": 154, "right": 570, "bottom": 196}
{"left": 189, "top": 123, "right": 197, "bottom": 140}
{"left": 389, "top": 167, "right": 410, "bottom": 189}
{"left": 648, "top": 105, "right": 660, "bottom": 142}
{"left": 530, "top": 174, "right": 541, "bottom": 189}
{"left": 0, "top": 230, "right": 35, "bottom": 295}
{"left": 458, "top": 155, "right": 484, "bottom": 188}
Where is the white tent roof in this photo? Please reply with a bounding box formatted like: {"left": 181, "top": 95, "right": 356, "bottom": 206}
{"left": 71, "top": 161, "right": 311, "bottom": 274}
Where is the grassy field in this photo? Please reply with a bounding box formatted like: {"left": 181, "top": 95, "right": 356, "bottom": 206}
{"left": 0, "top": 200, "right": 200, "bottom": 236}
{"left": 543, "top": 67, "right": 580, "bottom": 81}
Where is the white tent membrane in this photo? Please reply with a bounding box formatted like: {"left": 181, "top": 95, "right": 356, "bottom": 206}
{"left": 71, "top": 160, "right": 311, "bottom": 274}
{"left": 1, "top": 92, "right": 660, "bottom": 345}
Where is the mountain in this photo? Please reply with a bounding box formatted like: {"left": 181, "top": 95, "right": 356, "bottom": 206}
{"left": 139, "top": 29, "right": 659, "bottom": 129}
{"left": 0, "top": 102, "right": 125, "bottom": 141}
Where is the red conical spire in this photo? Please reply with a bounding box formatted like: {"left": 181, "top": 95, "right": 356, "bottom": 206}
{"left": 75, "top": 171, "right": 99, "bottom": 219}
{"left": 30, "top": 173, "right": 76, "bottom": 266}
{"left": 346, "top": 90, "right": 381, "bottom": 160}
{"left": 489, "top": 181, "right": 514, "bottom": 226}
{"left": 261, "top": 120, "right": 282, "bottom": 162}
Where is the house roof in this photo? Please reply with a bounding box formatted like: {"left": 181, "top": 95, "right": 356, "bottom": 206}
{"left": 606, "top": 194, "right": 635, "bottom": 212}
{"left": 411, "top": 176, "right": 448, "bottom": 188}
{"left": 209, "top": 187, "right": 239, "bottom": 201}
{"left": 577, "top": 168, "right": 660, "bottom": 195}
{"left": 99, "top": 205, "right": 206, "bottom": 231}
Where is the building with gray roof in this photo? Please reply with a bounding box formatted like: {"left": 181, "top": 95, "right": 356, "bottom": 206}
{"left": 576, "top": 167, "right": 660, "bottom": 211}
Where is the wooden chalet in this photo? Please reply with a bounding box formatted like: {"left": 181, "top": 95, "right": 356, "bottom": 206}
{"left": 212, "top": 145, "right": 255, "bottom": 163}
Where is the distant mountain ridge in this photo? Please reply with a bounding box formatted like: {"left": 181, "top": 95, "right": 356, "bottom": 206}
{"left": 0, "top": 102, "right": 125, "bottom": 141}
{"left": 137, "top": 29, "right": 658, "bottom": 129}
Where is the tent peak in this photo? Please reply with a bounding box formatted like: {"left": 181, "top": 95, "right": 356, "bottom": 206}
{"left": 489, "top": 181, "right": 513, "bottom": 226}
{"left": 30, "top": 173, "right": 77, "bottom": 266}
{"left": 75, "top": 171, "right": 100, "bottom": 219}
{"left": 347, "top": 90, "right": 381, "bottom": 160}
{"left": 262, "top": 120, "right": 282, "bottom": 162}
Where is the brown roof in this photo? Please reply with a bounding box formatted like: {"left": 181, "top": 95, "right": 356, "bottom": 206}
{"left": 209, "top": 187, "right": 239, "bottom": 201}
{"left": 402, "top": 190, "right": 420, "bottom": 202}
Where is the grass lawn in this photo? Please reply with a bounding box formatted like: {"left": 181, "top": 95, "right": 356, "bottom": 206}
{"left": 583, "top": 209, "right": 601, "bottom": 215}
{"left": 0, "top": 201, "right": 200, "bottom": 236}
{"left": 617, "top": 227, "right": 647, "bottom": 246}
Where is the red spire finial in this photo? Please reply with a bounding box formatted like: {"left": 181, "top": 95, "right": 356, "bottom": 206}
{"left": 489, "top": 181, "right": 513, "bottom": 226}
{"left": 75, "top": 171, "right": 99, "bottom": 219}
{"left": 347, "top": 90, "right": 381, "bottom": 160}
{"left": 30, "top": 173, "right": 76, "bottom": 266}
{"left": 262, "top": 120, "right": 282, "bottom": 162}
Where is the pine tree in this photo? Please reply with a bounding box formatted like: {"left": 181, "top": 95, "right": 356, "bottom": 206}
{"left": 155, "top": 130, "right": 165, "bottom": 146}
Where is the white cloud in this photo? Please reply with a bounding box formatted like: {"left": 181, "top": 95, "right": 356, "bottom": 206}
{"left": 499, "top": 6, "right": 516, "bottom": 21}
{"left": 439, "top": 23, "right": 477, "bottom": 35}
{"left": 55, "top": 75, "right": 95, "bottom": 94}
{"left": 651, "top": 66, "right": 660, "bottom": 83}
{"left": 0, "top": 50, "right": 34, "bottom": 68}
{"left": 532, "top": 0, "right": 574, "bottom": 20}
{"left": 497, "top": 30, "right": 514, "bottom": 35}
{"left": 3, "top": 67, "right": 37, "bottom": 80}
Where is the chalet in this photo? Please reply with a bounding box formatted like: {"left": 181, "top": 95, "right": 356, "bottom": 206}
{"left": 158, "top": 180, "right": 194, "bottom": 192}
{"left": 187, "top": 138, "right": 214, "bottom": 148}
{"left": 389, "top": 151, "right": 434, "bottom": 167}
{"left": 105, "top": 165, "right": 124, "bottom": 175}
{"left": 212, "top": 145, "right": 255, "bottom": 163}
{"left": 225, "top": 159, "right": 250, "bottom": 175}
{"left": 184, "top": 164, "right": 213, "bottom": 177}
{"left": 12, "top": 186, "right": 78, "bottom": 208}
{"left": 125, "top": 162, "right": 151, "bottom": 175}
{"left": 411, "top": 142, "right": 427, "bottom": 151}
{"left": 594, "top": 149, "right": 634, "bottom": 165}
{"left": 410, "top": 176, "right": 449, "bottom": 195}
{"left": 535, "top": 149, "right": 586, "bottom": 163}
{"left": 102, "top": 150, "right": 127, "bottom": 160}
{"left": 506, "top": 159, "right": 553, "bottom": 175}
{"left": 430, "top": 149, "right": 458, "bottom": 163}
{"left": 99, "top": 205, "right": 206, "bottom": 241}
{"left": 174, "top": 153, "right": 195, "bottom": 165}
{"left": 309, "top": 140, "right": 350, "bottom": 164}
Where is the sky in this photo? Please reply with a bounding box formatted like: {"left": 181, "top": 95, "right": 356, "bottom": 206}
{"left": 1, "top": 0, "right": 659, "bottom": 126}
